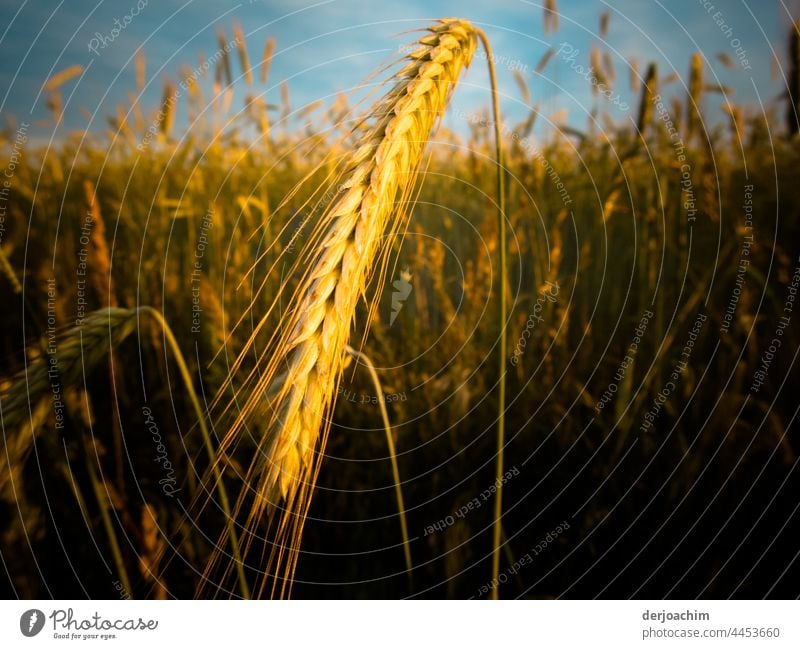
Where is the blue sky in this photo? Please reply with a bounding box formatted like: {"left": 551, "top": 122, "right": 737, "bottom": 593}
{"left": 1, "top": 0, "right": 799, "bottom": 143}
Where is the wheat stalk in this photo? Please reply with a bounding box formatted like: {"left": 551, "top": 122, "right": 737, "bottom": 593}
{"left": 233, "top": 24, "right": 254, "bottom": 86}
{"left": 788, "top": 20, "right": 800, "bottom": 135}
{"left": 204, "top": 18, "right": 480, "bottom": 598}
{"left": 636, "top": 63, "right": 657, "bottom": 135}
{"left": 687, "top": 52, "right": 703, "bottom": 139}
{"left": 0, "top": 245, "right": 22, "bottom": 294}
{"left": 0, "top": 308, "right": 138, "bottom": 496}
{"left": 543, "top": 0, "right": 560, "bottom": 34}
{"left": 1, "top": 305, "right": 251, "bottom": 596}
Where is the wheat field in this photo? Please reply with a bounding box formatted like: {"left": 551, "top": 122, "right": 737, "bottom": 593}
{"left": 1, "top": 8, "right": 799, "bottom": 600}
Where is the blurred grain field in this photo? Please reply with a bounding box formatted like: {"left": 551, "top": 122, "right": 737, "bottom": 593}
{"left": 1, "top": 17, "right": 799, "bottom": 599}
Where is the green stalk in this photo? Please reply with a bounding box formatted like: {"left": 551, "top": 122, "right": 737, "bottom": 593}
{"left": 476, "top": 29, "right": 507, "bottom": 600}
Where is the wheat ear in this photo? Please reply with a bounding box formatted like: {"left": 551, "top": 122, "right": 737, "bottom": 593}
{"left": 636, "top": 63, "right": 657, "bottom": 136}
{"left": 205, "top": 18, "right": 479, "bottom": 597}
{"left": 0, "top": 308, "right": 138, "bottom": 496}
{"left": 686, "top": 52, "right": 703, "bottom": 140}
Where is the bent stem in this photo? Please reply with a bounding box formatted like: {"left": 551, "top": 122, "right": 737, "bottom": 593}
{"left": 140, "top": 307, "right": 250, "bottom": 599}
{"left": 345, "top": 345, "right": 413, "bottom": 589}
{"left": 476, "top": 28, "right": 507, "bottom": 600}
{"left": 80, "top": 442, "right": 133, "bottom": 596}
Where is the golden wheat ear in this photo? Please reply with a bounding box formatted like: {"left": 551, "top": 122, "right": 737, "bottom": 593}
{"left": 200, "top": 18, "right": 479, "bottom": 598}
